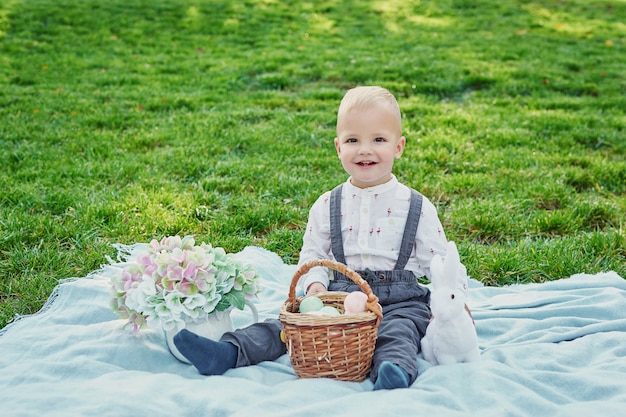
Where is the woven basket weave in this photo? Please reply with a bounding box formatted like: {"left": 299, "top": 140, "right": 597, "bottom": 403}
{"left": 279, "top": 259, "right": 383, "bottom": 382}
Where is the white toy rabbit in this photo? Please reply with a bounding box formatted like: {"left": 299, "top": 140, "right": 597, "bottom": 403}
{"left": 421, "top": 241, "right": 480, "bottom": 365}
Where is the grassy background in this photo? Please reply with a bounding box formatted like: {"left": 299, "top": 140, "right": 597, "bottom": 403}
{"left": 1, "top": 0, "right": 624, "bottom": 329}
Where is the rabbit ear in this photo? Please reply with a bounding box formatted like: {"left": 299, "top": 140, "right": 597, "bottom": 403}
{"left": 442, "top": 241, "right": 468, "bottom": 291}
{"left": 429, "top": 253, "right": 445, "bottom": 289}
{"left": 430, "top": 241, "right": 468, "bottom": 291}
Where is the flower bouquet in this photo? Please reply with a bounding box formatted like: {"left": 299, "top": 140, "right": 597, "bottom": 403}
{"left": 110, "top": 235, "right": 260, "bottom": 334}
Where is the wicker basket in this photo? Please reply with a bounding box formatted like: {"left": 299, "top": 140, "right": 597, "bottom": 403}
{"left": 279, "top": 259, "right": 383, "bottom": 382}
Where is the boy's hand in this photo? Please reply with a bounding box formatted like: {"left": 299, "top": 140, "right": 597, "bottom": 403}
{"left": 306, "top": 282, "right": 326, "bottom": 296}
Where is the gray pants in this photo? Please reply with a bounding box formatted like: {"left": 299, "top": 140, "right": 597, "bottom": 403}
{"left": 222, "top": 297, "right": 430, "bottom": 384}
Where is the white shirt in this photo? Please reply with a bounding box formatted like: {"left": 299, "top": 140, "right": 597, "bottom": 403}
{"left": 297, "top": 175, "right": 449, "bottom": 293}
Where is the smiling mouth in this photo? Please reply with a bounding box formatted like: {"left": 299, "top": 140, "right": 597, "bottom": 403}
{"left": 357, "top": 161, "right": 377, "bottom": 166}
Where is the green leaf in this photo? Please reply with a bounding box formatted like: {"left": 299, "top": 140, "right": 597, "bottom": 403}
{"left": 222, "top": 290, "right": 246, "bottom": 311}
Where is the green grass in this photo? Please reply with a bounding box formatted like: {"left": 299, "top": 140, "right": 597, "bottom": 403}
{"left": 1, "top": 0, "right": 624, "bottom": 328}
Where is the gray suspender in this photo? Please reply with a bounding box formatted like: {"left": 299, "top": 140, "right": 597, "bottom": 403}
{"left": 329, "top": 186, "right": 346, "bottom": 265}
{"left": 395, "top": 188, "right": 422, "bottom": 270}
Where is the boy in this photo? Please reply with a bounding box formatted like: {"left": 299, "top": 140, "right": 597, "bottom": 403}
{"left": 174, "top": 86, "right": 460, "bottom": 390}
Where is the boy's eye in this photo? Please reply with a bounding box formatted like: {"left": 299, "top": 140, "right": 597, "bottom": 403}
{"left": 346, "top": 138, "right": 358, "bottom": 143}
{"left": 374, "top": 137, "right": 386, "bottom": 142}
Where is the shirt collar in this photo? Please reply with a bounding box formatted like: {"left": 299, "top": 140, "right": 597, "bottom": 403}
{"left": 344, "top": 174, "right": 399, "bottom": 196}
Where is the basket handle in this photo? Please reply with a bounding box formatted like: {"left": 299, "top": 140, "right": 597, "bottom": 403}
{"left": 288, "top": 259, "right": 383, "bottom": 319}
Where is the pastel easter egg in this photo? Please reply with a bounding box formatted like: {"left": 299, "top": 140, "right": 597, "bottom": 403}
{"left": 305, "top": 310, "right": 326, "bottom": 316}
{"left": 299, "top": 296, "right": 324, "bottom": 313}
{"left": 319, "top": 306, "right": 341, "bottom": 316}
{"left": 343, "top": 291, "right": 368, "bottom": 314}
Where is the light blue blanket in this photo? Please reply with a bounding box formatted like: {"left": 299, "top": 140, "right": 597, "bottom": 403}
{"left": 1, "top": 246, "right": 625, "bottom": 417}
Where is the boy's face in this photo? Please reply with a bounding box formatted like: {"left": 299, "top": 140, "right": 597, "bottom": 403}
{"left": 334, "top": 103, "right": 405, "bottom": 189}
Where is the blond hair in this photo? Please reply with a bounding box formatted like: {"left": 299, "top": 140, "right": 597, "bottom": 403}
{"left": 337, "top": 86, "right": 402, "bottom": 133}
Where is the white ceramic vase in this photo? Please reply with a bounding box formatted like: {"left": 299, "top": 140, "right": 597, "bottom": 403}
{"left": 165, "top": 300, "right": 258, "bottom": 363}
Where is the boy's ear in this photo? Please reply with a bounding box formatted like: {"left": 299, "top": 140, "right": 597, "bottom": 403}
{"left": 334, "top": 137, "right": 341, "bottom": 155}
{"left": 395, "top": 136, "right": 406, "bottom": 158}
